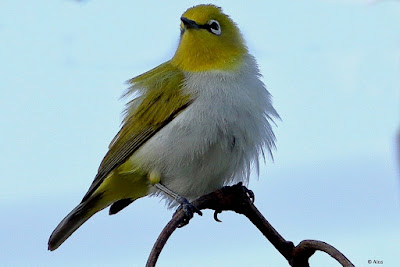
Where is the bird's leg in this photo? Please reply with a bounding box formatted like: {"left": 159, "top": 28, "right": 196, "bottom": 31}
{"left": 148, "top": 171, "right": 202, "bottom": 226}
{"left": 153, "top": 183, "right": 202, "bottom": 227}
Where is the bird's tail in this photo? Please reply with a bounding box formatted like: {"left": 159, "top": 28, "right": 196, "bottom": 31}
{"left": 48, "top": 193, "right": 107, "bottom": 251}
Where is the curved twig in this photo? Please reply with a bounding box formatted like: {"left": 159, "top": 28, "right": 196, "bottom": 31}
{"left": 146, "top": 183, "right": 354, "bottom": 267}
{"left": 290, "top": 240, "right": 353, "bottom": 267}
{"left": 145, "top": 213, "right": 182, "bottom": 267}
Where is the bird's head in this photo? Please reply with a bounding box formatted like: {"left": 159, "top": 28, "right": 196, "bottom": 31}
{"left": 171, "top": 4, "right": 248, "bottom": 72}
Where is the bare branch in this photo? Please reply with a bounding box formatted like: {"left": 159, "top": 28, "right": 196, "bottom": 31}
{"left": 146, "top": 183, "right": 354, "bottom": 267}
{"left": 145, "top": 209, "right": 184, "bottom": 267}
{"left": 291, "top": 240, "right": 354, "bottom": 267}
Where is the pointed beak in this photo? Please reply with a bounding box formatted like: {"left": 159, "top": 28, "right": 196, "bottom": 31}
{"left": 181, "top": 17, "right": 200, "bottom": 29}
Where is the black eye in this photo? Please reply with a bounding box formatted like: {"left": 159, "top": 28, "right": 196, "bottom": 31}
{"left": 208, "top": 19, "right": 221, "bottom": 35}
{"left": 210, "top": 22, "right": 219, "bottom": 30}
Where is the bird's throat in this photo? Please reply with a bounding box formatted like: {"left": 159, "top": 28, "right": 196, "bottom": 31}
{"left": 171, "top": 34, "right": 246, "bottom": 72}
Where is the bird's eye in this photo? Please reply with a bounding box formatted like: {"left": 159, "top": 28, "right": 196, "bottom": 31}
{"left": 208, "top": 20, "right": 221, "bottom": 35}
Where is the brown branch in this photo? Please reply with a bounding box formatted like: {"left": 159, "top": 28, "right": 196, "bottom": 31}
{"left": 146, "top": 183, "right": 354, "bottom": 267}
{"left": 291, "top": 240, "right": 353, "bottom": 267}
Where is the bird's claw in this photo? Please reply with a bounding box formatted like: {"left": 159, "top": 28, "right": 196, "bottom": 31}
{"left": 246, "top": 188, "right": 255, "bottom": 203}
{"left": 175, "top": 197, "right": 202, "bottom": 228}
{"left": 240, "top": 184, "right": 255, "bottom": 203}
{"left": 213, "top": 210, "right": 222, "bottom": 222}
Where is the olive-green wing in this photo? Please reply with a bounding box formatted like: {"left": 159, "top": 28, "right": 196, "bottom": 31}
{"left": 81, "top": 62, "right": 192, "bottom": 202}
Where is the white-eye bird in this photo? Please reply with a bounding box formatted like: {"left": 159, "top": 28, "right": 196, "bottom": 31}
{"left": 48, "top": 4, "right": 279, "bottom": 251}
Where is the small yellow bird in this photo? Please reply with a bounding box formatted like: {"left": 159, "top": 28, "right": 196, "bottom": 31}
{"left": 48, "top": 4, "right": 279, "bottom": 251}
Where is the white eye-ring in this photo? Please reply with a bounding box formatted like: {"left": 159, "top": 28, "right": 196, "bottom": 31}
{"left": 208, "top": 20, "right": 221, "bottom": 35}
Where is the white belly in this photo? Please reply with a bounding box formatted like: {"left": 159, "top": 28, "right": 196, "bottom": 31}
{"left": 130, "top": 54, "right": 278, "bottom": 203}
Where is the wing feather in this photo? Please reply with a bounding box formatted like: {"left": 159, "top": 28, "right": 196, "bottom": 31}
{"left": 81, "top": 62, "right": 192, "bottom": 202}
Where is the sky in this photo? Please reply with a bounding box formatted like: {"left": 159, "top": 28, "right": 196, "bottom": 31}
{"left": 1, "top": 0, "right": 399, "bottom": 266}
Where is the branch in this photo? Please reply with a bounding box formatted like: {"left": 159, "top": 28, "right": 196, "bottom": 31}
{"left": 291, "top": 240, "right": 353, "bottom": 267}
{"left": 146, "top": 183, "right": 354, "bottom": 267}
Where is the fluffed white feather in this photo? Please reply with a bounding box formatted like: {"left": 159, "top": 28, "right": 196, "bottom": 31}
{"left": 130, "top": 54, "right": 279, "bottom": 205}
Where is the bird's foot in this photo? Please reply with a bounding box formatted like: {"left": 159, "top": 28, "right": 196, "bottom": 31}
{"left": 174, "top": 197, "right": 202, "bottom": 228}
{"left": 240, "top": 184, "right": 255, "bottom": 203}
{"left": 222, "top": 182, "right": 255, "bottom": 203}
{"left": 212, "top": 183, "right": 255, "bottom": 222}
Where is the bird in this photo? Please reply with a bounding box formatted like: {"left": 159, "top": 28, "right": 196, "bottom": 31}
{"left": 48, "top": 4, "right": 279, "bottom": 251}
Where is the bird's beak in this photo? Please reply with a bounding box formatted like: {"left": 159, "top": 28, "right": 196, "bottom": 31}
{"left": 181, "top": 17, "right": 200, "bottom": 29}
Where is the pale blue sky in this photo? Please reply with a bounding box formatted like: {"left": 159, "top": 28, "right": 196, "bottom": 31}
{"left": 1, "top": 0, "right": 399, "bottom": 266}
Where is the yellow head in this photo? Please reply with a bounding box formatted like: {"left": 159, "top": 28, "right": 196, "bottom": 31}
{"left": 171, "top": 4, "right": 248, "bottom": 72}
